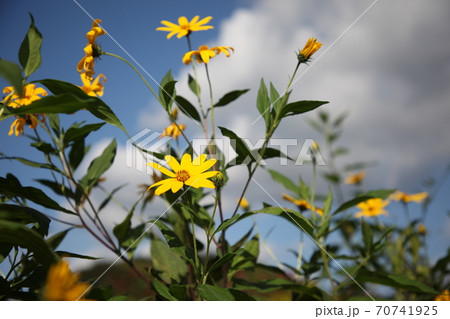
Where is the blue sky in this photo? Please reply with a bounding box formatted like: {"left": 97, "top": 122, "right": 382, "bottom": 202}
{"left": 1, "top": 0, "right": 449, "bottom": 279}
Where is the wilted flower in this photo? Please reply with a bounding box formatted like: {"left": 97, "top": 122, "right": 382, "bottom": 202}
{"left": 77, "top": 19, "right": 105, "bottom": 79}
{"left": 182, "top": 45, "right": 234, "bottom": 65}
{"left": 160, "top": 122, "right": 186, "bottom": 140}
{"left": 157, "top": 16, "right": 213, "bottom": 39}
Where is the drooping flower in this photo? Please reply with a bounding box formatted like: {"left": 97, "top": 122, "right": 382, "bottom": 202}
{"left": 43, "top": 260, "right": 91, "bottom": 301}
{"left": 297, "top": 37, "right": 322, "bottom": 63}
{"left": 435, "top": 290, "right": 450, "bottom": 301}
{"left": 77, "top": 19, "right": 105, "bottom": 79}
{"left": 182, "top": 45, "right": 234, "bottom": 65}
{"left": 390, "top": 191, "right": 428, "bottom": 204}
{"left": 147, "top": 154, "right": 219, "bottom": 195}
{"left": 238, "top": 197, "right": 250, "bottom": 210}
{"left": 8, "top": 114, "right": 45, "bottom": 136}
{"left": 355, "top": 198, "right": 389, "bottom": 218}
{"left": 345, "top": 171, "right": 365, "bottom": 185}
{"left": 2, "top": 84, "right": 48, "bottom": 108}
{"left": 157, "top": 16, "right": 213, "bottom": 39}
{"left": 86, "top": 19, "right": 106, "bottom": 44}
{"left": 418, "top": 223, "right": 426, "bottom": 235}
{"left": 160, "top": 123, "right": 186, "bottom": 140}
{"left": 79, "top": 73, "right": 106, "bottom": 97}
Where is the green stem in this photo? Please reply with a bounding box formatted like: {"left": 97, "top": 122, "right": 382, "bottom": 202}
{"left": 319, "top": 239, "right": 338, "bottom": 300}
{"left": 205, "top": 64, "right": 215, "bottom": 140}
{"left": 103, "top": 51, "right": 160, "bottom": 104}
{"left": 202, "top": 195, "right": 219, "bottom": 284}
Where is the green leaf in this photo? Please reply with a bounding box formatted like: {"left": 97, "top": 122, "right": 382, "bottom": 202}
{"left": 18, "top": 13, "right": 42, "bottom": 78}
{"left": 55, "top": 251, "right": 101, "bottom": 260}
{"left": 323, "top": 188, "right": 333, "bottom": 216}
{"left": 37, "top": 79, "right": 86, "bottom": 96}
{"left": 218, "top": 207, "right": 315, "bottom": 237}
{"left": 149, "top": 220, "right": 196, "bottom": 268}
{"left": 228, "top": 289, "right": 256, "bottom": 301}
{"left": 121, "top": 224, "right": 146, "bottom": 260}
{"left": 11, "top": 157, "right": 62, "bottom": 173}
{"left": 9, "top": 94, "right": 91, "bottom": 115}
{"left": 214, "top": 89, "right": 249, "bottom": 107}
{"left": 64, "top": 122, "right": 105, "bottom": 146}
{"left": 0, "top": 203, "right": 50, "bottom": 236}
{"left": 260, "top": 148, "right": 293, "bottom": 162}
{"left": 35, "top": 179, "right": 76, "bottom": 199}
{"left": 79, "top": 139, "right": 117, "bottom": 191}
{"left": 0, "top": 59, "right": 23, "bottom": 96}
{"left": 269, "top": 82, "right": 282, "bottom": 114}
{"left": 188, "top": 74, "right": 200, "bottom": 95}
{"left": 197, "top": 284, "right": 234, "bottom": 301}
{"left": 333, "top": 189, "right": 396, "bottom": 215}
{"left": 47, "top": 113, "right": 60, "bottom": 135}
{"left": 98, "top": 184, "right": 127, "bottom": 211}
{"left": 280, "top": 100, "right": 329, "bottom": 118}
{"left": 113, "top": 199, "right": 138, "bottom": 246}
{"left": 68, "top": 137, "right": 87, "bottom": 171}
{"left": 0, "top": 221, "right": 58, "bottom": 265}
{"left": 218, "top": 126, "right": 253, "bottom": 165}
{"left": 151, "top": 239, "right": 188, "bottom": 283}
{"left": 206, "top": 250, "right": 242, "bottom": 276}
{"left": 169, "top": 284, "right": 188, "bottom": 301}
{"left": 361, "top": 220, "right": 373, "bottom": 254}
{"left": 267, "top": 169, "right": 300, "bottom": 194}
{"left": 356, "top": 268, "right": 439, "bottom": 294}
{"left": 30, "top": 141, "right": 56, "bottom": 154}
{"left": 213, "top": 214, "right": 241, "bottom": 236}
{"left": 159, "top": 71, "right": 176, "bottom": 111}
{"left": 175, "top": 95, "right": 201, "bottom": 122}
{"left": 46, "top": 229, "right": 72, "bottom": 250}
{"left": 256, "top": 79, "right": 271, "bottom": 127}
{"left": 0, "top": 174, "right": 74, "bottom": 214}
{"left": 152, "top": 280, "right": 178, "bottom": 301}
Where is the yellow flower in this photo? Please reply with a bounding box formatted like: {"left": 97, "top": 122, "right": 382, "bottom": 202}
{"left": 86, "top": 19, "right": 106, "bottom": 44}
{"left": 238, "top": 197, "right": 250, "bottom": 210}
{"left": 435, "top": 290, "right": 450, "bottom": 301}
{"left": 79, "top": 73, "right": 106, "bottom": 97}
{"left": 8, "top": 114, "right": 45, "bottom": 136}
{"left": 44, "top": 260, "right": 91, "bottom": 301}
{"left": 157, "top": 16, "right": 213, "bottom": 39}
{"left": 390, "top": 191, "right": 428, "bottom": 203}
{"left": 311, "top": 206, "right": 324, "bottom": 217}
{"left": 147, "top": 154, "right": 219, "bottom": 195}
{"left": 2, "top": 84, "right": 48, "bottom": 108}
{"left": 418, "top": 223, "right": 426, "bottom": 235}
{"left": 345, "top": 171, "right": 365, "bottom": 185}
{"left": 298, "top": 37, "right": 322, "bottom": 63}
{"left": 171, "top": 107, "right": 179, "bottom": 119}
{"left": 78, "top": 19, "right": 105, "bottom": 79}
{"left": 282, "top": 193, "right": 310, "bottom": 210}
{"left": 355, "top": 198, "right": 389, "bottom": 218}
{"left": 182, "top": 45, "right": 234, "bottom": 65}
{"left": 160, "top": 123, "right": 186, "bottom": 140}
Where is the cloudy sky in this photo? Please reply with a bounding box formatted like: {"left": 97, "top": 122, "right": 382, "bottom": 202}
{"left": 1, "top": 0, "right": 449, "bottom": 273}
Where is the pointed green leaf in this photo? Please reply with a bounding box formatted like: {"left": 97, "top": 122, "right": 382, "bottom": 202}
{"left": 64, "top": 122, "right": 105, "bottom": 146}
{"left": 267, "top": 169, "right": 300, "bottom": 194}
{"left": 0, "top": 221, "right": 58, "bottom": 265}
{"left": 0, "top": 59, "right": 23, "bottom": 96}
{"left": 0, "top": 204, "right": 50, "bottom": 236}
{"left": 188, "top": 74, "right": 200, "bottom": 95}
{"left": 151, "top": 239, "right": 188, "bottom": 283}
{"left": 361, "top": 220, "right": 373, "bottom": 254}
{"left": 175, "top": 95, "right": 201, "bottom": 122}
{"left": 79, "top": 139, "right": 116, "bottom": 191}
{"left": 281, "top": 100, "right": 329, "bottom": 118}
{"left": 256, "top": 79, "right": 271, "bottom": 128}
{"left": 218, "top": 126, "right": 253, "bottom": 164}
{"left": 18, "top": 14, "right": 42, "bottom": 78}
{"left": 214, "top": 89, "right": 249, "bottom": 107}
{"left": 153, "top": 280, "right": 178, "bottom": 301}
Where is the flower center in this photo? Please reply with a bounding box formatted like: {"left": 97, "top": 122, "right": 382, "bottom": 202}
{"left": 176, "top": 170, "right": 190, "bottom": 182}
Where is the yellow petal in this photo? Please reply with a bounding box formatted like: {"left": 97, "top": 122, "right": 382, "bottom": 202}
{"left": 164, "top": 155, "right": 181, "bottom": 172}
{"left": 155, "top": 180, "right": 177, "bottom": 195}
{"left": 147, "top": 162, "right": 176, "bottom": 177}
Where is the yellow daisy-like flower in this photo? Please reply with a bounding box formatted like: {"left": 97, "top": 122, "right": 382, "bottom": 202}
{"left": 147, "top": 154, "right": 219, "bottom": 195}
{"left": 390, "top": 191, "right": 428, "bottom": 204}
{"left": 435, "top": 290, "right": 450, "bottom": 301}
{"left": 79, "top": 73, "right": 107, "bottom": 97}
{"left": 2, "top": 84, "right": 48, "bottom": 108}
{"left": 182, "top": 45, "right": 234, "bottom": 65}
{"left": 8, "top": 114, "right": 45, "bottom": 136}
{"left": 345, "top": 171, "right": 365, "bottom": 185}
{"left": 238, "top": 197, "right": 250, "bottom": 210}
{"left": 355, "top": 198, "right": 389, "bottom": 218}
{"left": 43, "top": 260, "right": 91, "bottom": 301}
{"left": 86, "top": 19, "right": 106, "bottom": 44}
{"left": 160, "top": 123, "right": 186, "bottom": 140}
{"left": 157, "top": 16, "right": 213, "bottom": 39}
{"left": 298, "top": 37, "right": 322, "bottom": 63}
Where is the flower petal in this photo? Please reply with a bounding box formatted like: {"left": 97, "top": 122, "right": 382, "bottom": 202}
{"left": 147, "top": 162, "right": 176, "bottom": 177}
{"left": 164, "top": 155, "right": 181, "bottom": 172}
{"left": 155, "top": 180, "right": 177, "bottom": 195}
